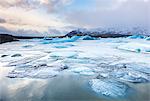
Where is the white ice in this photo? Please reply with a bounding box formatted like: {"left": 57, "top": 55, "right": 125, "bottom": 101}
{"left": 0, "top": 37, "right": 150, "bottom": 97}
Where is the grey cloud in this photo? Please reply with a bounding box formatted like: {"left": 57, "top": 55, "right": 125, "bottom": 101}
{"left": 0, "top": 18, "right": 6, "bottom": 23}
{"left": 48, "top": 28, "right": 61, "bottom": 35}
{"left": 16, "top": 29, "right": 41, "bottom": 36}
{"left": 0, "top": 26, "right": 12, "bottom": 34}
{"left": 0, "top": 0, "right": 73, "bottom": 12}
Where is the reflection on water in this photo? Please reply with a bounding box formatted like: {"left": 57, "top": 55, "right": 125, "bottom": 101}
{"left": 0, "top": 73, "right": 150, "bottom": 101}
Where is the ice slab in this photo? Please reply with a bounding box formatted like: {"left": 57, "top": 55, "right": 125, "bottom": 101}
{"left": 70, "top": 67, "right": 95, "bottom": 76}
{"left": 7, "top": 68, "right": 59, "bottom": 79}
{"left": 54, "top": 44, "right": 75, "bottom": 48}
{"left": 145, "top": 37, "right": 150, "bottom": 41}
{"left": 128, "top": 35, "right": 145, "bottom": 39}
{"left": 49, "top": 51, "right": 78, "bottom": 58}
{"left": 81, "top": 35, "right": 97, "bottom": 40}
{"left": 117, "top": 42, "right": 150, "bottom": 53}
{"left": 111, "top": 70, "right": 149, "bottom": 83}
{"left": 42, "top": 36, "right": 80, "bottom": 44}
{"left": 126, "top": 63, "right": 150, "bottom": 74}
{"left": 89, "top": 79, "right": 131, "bottom": 98}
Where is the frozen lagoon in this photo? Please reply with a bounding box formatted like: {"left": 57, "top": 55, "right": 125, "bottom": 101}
{"left": 0, "top": 37, "right": 150, "bottom": 101}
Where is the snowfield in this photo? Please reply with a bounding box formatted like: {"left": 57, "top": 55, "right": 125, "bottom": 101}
{"left": 0, "top": 36, "right": 150, "bottom": 98}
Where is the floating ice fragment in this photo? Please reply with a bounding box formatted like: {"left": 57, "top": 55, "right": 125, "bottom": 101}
{"left": 70, "top": 67, "right": 95, "bottom": 76}
{"left": 54, "top": 44, "right": 75, "bottom": 48}
{"left": 145, "top": 37, "right": 150, "bottom": 41}
{"left": 81, "top": 35, "right": 96, "bottom": 40}
{"left": 111, "top": 70, "right": 149, "bottom": 83}
{"left": 117, "top": 42, "right": 150, "bottom": 53}
{"left": 89, "top": 79, "right": 130, "bottom": 98}
{"left": 128, "top": 35, "right": 145, "bottom": 39}
{"left": 126, "top": 63, "right": 150, "bottom": 74}
{"left": 49, "top": 51, "right": 78, "bottom": 58}
{"left": 42, "top": 36, "right": 80, "bottom": 44}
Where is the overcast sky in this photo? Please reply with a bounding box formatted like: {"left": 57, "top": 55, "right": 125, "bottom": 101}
{"left": 0, "top": 0, "right": 149, "bottom": 36}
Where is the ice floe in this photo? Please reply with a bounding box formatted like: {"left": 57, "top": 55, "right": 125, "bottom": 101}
{"left": 117, "top": 42, "right": 150, "bottom": 53}
{"left": 145, "top": 37, "right": 150, "bottom": 41}
{"left": 70, "top": 67, "right": 95, "bottom": 76}
{"left": 128, "top": 35, "right": 146, "bottom": 39}
{"left": 49, "top": 51, "right": 78, "bottom": 58}
{"left": 81, "top": 35, "right": 97, "bottom": 40}
{"left": 89, "top": 79, "right": 131, "bottom": 98}
{"left": 42, "top": 36, "right": 81, "bottom": 44}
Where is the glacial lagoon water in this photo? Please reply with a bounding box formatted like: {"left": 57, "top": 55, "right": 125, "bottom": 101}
{"left": 1, "top": 72, "right": 150, "bottom": 101}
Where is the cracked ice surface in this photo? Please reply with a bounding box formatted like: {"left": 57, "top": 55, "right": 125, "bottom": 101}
{"left": 0, "top": 38, "right": 150, "bottom": 97}
{"left": 0, "top": 38, "right": 150, "bottom": 80}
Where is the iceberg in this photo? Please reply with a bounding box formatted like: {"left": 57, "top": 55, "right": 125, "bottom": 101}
{"left": 42, "top": 36, "right": 81, "bottom": 44}
{"left": 128, "top": 35, "right": 145, "bottom": 39}
{"left": 81, "top": 35, "right": 97, "bottom": 40}
{"left": 145, "top": 37, "right": 150, "bottom": 41}
{"left": 89, "top": 79, "right": 131, "bottom": 98}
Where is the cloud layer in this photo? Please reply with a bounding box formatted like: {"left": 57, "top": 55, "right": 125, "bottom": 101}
{"left": 0, "top": 0, "right": 149, "bottom": 36}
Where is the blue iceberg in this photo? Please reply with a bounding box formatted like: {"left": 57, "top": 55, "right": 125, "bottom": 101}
{"left": 145, "top": 37, "right": 150, "bottom": 41}
{"left": 128, "top": 35, "right": 146, "bottom": 39}
{"left": 82, "top": 35, "right": 97, "bottom": 40}
{"left": 42, "top": 36, "right": 81, "bottom": 44}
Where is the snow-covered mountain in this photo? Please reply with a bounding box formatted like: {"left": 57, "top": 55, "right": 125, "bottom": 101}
{"left": 65, "top": 27, "right": 150, "bottom": 37}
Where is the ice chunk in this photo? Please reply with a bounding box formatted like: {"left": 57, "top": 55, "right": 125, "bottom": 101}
{"left": 7, "top": 68, "right": 59, "bottom": 79}
{"left": 126, "top": 63, "right": 150, "bottom": 74}
{"left": 89, "top": 79, "right": 130, "bottom": 98}
{"left": 42, "top": 36, "right": 80, "bottom": 44}
{"left": 70, "top": 67, "right": 95, "bottom": 76}
{"left": 54, "top": 45, "right": 68, "bottom": 48}
{"left": 145, "top": 37, "right": 150, "bottom": 41}
{"left": 117, "top": 42, "right": 150, "bottom": 53}
{"left": 128, "top": 35, "right": 145, "bottom": 39}
{"left": 111, "top": 70, "right": 149, "bottom": 83}
{"left": 54, "top": 44, "right": 75, "bottom": 48}
{"left": 49, "top": 51, "right": 78, "bottom": 58}
{"left": 81, "top": 35, "right": 96, "bottom": 40}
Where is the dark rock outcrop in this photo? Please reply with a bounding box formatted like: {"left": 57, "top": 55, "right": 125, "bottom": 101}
{"left": 0, "top": 34, "right": 18, "bottom": 44}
